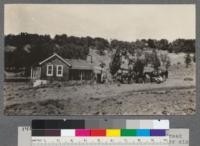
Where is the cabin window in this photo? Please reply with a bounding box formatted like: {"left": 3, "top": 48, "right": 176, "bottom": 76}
{"left": 56, "top": 65, "right": 63, "bottom": 77}
{"left": 47, "top": 65, "right": 53, "bottom": 76}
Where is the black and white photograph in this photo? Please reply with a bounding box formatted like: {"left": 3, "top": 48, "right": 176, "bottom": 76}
{"left": 3, "top": 4, "right": 196, "bottom": 115}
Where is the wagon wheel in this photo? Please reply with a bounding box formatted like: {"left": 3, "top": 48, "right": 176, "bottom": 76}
{"left": 144, "top": 77, "right": 151, "bottom": 83}
{"left": 138, "top": 78, "right": 144, "bottom": 83}
{"left": 121, "top": 75, "right": 128, "bottom": 84}
{"left": 127, "top": 75, "right": 134, "bottom": 84}
{"left": 156, "top": 80, "right": 162, "bottom": 84}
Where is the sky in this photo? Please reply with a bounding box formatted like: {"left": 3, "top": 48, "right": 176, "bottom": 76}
{"left": 4, "top": 4, "right": 195, "bottom": 41}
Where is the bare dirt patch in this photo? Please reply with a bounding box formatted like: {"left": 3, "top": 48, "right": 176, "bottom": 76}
{"left": 4, "top": 81, "right": 196, "bottom": 115}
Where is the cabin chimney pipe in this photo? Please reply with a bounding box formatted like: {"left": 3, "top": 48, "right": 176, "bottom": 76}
{"left": 88, "top": 55, "right": 93, "bottom": 63}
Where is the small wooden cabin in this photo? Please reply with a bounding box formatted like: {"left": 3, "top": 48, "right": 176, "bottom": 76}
{"left": 31, "top": 53, "right": 94, "bottom": 81}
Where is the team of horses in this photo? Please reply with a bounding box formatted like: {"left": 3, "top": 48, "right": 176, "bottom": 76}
{"left": 113, "top": 68, "right": 168, "bottom": 84}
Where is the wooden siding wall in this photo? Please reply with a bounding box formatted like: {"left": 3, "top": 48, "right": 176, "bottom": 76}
{"left": 69, "top": 69, "right": 93, "bottom": 80}
{"left": 40, "top": 56, "right": 70, "bottom": 81}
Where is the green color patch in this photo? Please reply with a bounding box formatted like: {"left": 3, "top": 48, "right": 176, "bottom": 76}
{"left": 121, "top": 129, "right": 136, "bottom": 136}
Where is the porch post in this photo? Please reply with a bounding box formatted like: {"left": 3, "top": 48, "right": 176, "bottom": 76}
{"left": 80, "top": 71, "right": 83, "bottom": 81}
{"left": 30, "top": 67, "right": 33, "bottom": 79}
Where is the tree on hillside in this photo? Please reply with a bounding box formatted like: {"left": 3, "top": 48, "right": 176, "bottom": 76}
{"left": 95, "top": 40, "right": 106, "bottom": 55}
{"left": 148, "top": 39, "right": 157, "bottom": 48}
{"left": 134, "top": 59, "right": 145, "bottom": 76}
{"left": 110, "top": 49, "right": 121, "bottom": 75}
{"left": 152, "top": 50, "right": 161, "bottom": 71}
{"left": 170, "top": 39, "right": 195, "bottom": 53}
{"left": 94, "top": 37, "right": 109, "bottom": 55}
{"left": 54, "top": 34, "right": 68, "bottom": 45}
{"left": 134, "top": 39, "right": 147, "bottom": 49}
{"left": 193, "top": 54, "right": 195, "bottom": 62}
{"left": 5, "top": 33, "right": 53, "bottom": 71}
{"left": 157, "top": 39, "right": 169, "bottom": 51}
{"left": 185, "top": 53, "right": 192, "bottom": 68}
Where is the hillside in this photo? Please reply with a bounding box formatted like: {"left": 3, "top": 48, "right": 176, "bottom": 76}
{"left": 88, "top": 49, "right": 113, "bottom": 70}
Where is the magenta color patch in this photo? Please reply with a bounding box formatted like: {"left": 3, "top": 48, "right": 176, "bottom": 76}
{"left": 75, "top": 129, "right": 91, "bottom": 136}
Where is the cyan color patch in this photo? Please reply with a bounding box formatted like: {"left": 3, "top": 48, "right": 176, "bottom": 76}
{"left": 136, "top": 129, "right": 150, "bottom": 136}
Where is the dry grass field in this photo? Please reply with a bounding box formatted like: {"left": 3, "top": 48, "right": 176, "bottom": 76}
{"left": 3, "top": 53, "right": 196, "bottom": 115}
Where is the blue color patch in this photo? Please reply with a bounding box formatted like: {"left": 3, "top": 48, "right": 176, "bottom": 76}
{"left": 136, "top": 129, "right": 150, "bottom": 136}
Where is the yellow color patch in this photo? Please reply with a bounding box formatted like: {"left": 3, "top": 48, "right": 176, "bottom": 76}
{"left": 106, "top": 129, "right": 120, "bottom": 136}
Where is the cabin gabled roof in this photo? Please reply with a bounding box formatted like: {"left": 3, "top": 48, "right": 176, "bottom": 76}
{"left": 39, "top": 53, "right": 72, "bottom": 66}
{"left": 65, "top": 59, "right": 93, "bottom": 70}
{"left": 39, "top": 53, "right": 94, "bottom": 70}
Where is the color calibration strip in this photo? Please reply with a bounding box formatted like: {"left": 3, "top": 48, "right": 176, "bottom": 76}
{"left": 31, "top": 120, "right": 169, "bottom": 146}
{"left": 19, "top": 127, "right": 189, "bottom": 146}
{"left": 32, "top": 129, "right": 167, "bottom": 137}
